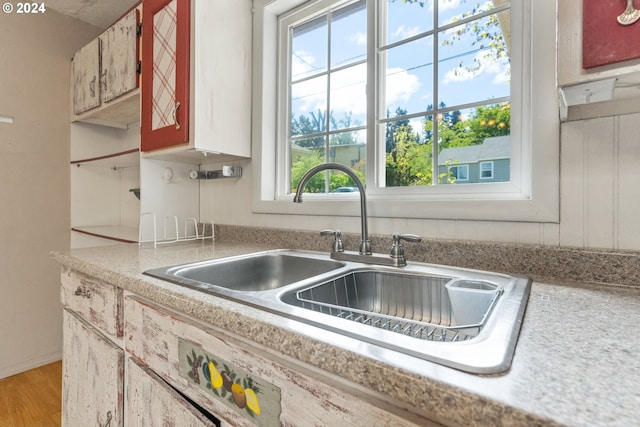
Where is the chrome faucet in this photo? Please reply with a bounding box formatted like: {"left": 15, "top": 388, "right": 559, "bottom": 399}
{"left": 293, "top": 163, "right": 371, "bottom": 255}
{"left": 293, "top": 163, "right": 421, "bottom": 266}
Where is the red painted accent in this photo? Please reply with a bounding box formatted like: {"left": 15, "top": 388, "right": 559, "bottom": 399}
{"left": 71, "top": 227, "right": 138, "bottom": 244}
{"left": 141, "top": 0, "right": 190, "bottom": 151}
{"left": 70, "top": 148, "right": 139, "bottom": 164}
{"left": 583, "top": 0, "right": 640, "bottom": 68}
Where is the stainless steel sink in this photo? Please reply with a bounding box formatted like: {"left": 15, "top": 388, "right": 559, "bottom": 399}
{"left": 280, "top": 270, "right": 501, "bottom": 341}
{"left": 144, "top": 250, "right": 345, "bottom": 292}
{"left": 144, "top": 250, "right": 531, "bottom": 374}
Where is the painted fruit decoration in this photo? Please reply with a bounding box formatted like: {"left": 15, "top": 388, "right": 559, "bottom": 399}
{"left": 231, "top": 383, "right": 246, "bottom": 408}
{"left": 201, "top": 359, "right": 261, "bottom": 416}
{"left": 207, "top": 361, "right": 223, "bottom": 389}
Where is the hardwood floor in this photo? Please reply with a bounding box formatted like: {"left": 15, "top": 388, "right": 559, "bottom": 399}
{"left": 0, "top": 361, "right": 62, "bottom": 427}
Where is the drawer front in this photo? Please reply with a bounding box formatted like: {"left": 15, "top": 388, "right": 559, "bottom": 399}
{"left": 125, "top": 296, "right": 427, "bottom": 427}
{"left": 126, "top": 357, "right": 220, "bottom": 427}
{"left": 60, "top": 268, "right": 123, "bottom": 340}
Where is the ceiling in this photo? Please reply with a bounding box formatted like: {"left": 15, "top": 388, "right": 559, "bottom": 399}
{"left": 46, "top": 0, "right": 138, "bottom": 29}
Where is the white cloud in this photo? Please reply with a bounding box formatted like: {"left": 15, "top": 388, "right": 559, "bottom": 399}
{"left": 385, "top": 67, "right": 422, "bottom": 108}
{"left": 393, "top": 25, "right": 421, "bottom": 40}
{"left": 440, "top": 50, "right": 509, "bottom": 84}
{"left": 291, "top": 50, "right": 320, "bottom": 80}
{"left": 351, "top": 31, "right": 367, "bottom": 46}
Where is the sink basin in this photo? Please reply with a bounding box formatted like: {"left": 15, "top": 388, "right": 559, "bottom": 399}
{"left": 144, "top": 250, "right": 345, "bottom": 292}
{"left": 280, "top": 270, "right": 502, "bottom": 341}
{"left": 144, "top": 250, "right": 531, "bottom": 374}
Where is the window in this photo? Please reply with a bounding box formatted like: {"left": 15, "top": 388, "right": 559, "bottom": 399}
{"left": 449, "top": 164, "right": 469, "bottom": 181}
{"left": 282, "top": 0, "right": 510, "bottom": 193}
{"left": 480, "top": 161, "right": 494, "bottom": 179}
{"left": 255, "top": 0, "right": 559, "bottom": 222}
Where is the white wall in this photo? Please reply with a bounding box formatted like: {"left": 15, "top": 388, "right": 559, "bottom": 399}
{"left": 199, "top": 1, "right": 640, "bottom": 252}
{"left": 0, "top": 12, "right": 99, "bottom": 378}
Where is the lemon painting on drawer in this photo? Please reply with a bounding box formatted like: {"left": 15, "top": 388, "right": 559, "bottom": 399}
{"left": 180, "top": 338, "right": 281, "bottom": 426}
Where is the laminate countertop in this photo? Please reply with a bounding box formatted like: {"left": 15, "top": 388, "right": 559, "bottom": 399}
{"left": 51, "top": 238, "right": 640, "bottom": 426}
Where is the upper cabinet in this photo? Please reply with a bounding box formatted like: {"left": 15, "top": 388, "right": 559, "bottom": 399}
{"left": 140, "top": 0, "right": 190, "bottom": 150}
{"left": 99, "top": 9, "right": 140, "bottom": 104}
{"left": 72, "top": 38, "right": 101, "bottom": 115}
{"left": 71, "top": 8, "right": 141, "bottom": 128}
{"left": 141, "top": 0, "right": 252, "bottom": 161}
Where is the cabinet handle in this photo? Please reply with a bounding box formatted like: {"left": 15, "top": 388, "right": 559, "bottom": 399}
{"left": 90, "top": 76, "right": 97, "bottom": 97}
{"left": 102, "top": 410, "right": 112, "bottom": 427}
{"left": 173, "top": 101, "right": 181, "bottom": 130}
{"left": 74, "top": 286, "right": 91, "bottom": 299}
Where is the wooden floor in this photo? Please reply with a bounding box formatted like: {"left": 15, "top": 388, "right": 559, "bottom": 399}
{"left": 0, "top": 361, "right": 62, "bottom": 427}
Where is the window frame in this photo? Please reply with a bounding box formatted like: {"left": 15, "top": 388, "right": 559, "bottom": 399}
{"left": 479, "top": 161, "right": 494, "bottom": 180}
{"left": 450, "top": 164, "right": 469, "bottom": 182}
{"left": 252, "top": 0, "right": 559, "bottom": 223}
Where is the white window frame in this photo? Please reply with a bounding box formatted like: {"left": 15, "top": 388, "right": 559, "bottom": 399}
{"left": 252, "top": 0, "right": 559, "bottom": 223}
{"left": 480, "top": 161, "right": 494, "bottom": 180}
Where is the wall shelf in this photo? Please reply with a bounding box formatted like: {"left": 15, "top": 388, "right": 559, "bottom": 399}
{"left": 71, "top": 88, "right": 140, "bottom": 130}
{"left": 71, "top": 148, "right": 140, "bottom": 169}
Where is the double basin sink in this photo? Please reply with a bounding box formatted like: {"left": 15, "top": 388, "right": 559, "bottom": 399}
{"left": 144, "top": 249, "right": 531, "bottom": 374}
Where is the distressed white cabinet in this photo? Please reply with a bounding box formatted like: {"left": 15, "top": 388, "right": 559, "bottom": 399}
{"left": 126, "top": 357, "right": 220, "bottom": 426}
{"left": 71, "top": 38, "right": 101, "bottom": 115}
{"left": 71, "top": 8, "right": 140, "bottom": 128}
{"left": 62, "top": 310, "right": 124, "bottom": 427}
{"left": 59, "top": 260, "right": 432, "bottom": 426}
{"left": 99, "top": 9, "right": 140, "bottom": 104}
{"left": 125, "top": 296, "right": 425, "bottom": 426}
{"left": 60, "top": 269, "right": 125, "bottom": 426}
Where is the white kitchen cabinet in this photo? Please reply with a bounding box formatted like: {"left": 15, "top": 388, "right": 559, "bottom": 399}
{"left": 62, "top": 310, "right": 124, "bottom": 427}
{"left": 71, "top": 8, "right": 140, "bottom": 128}
{"left": 71, "top": 38, "right": 101, "bottom": 115}
{"left": 126, "top": 357, "right": 220, "bottom": 426}
{"left": 140, "top": 0, "right": 252, "bottom": 163}
{"left": 60, "top": 269, "right": 125, "bottom": 426}
{"left": 100, "top": 9, "right": 140, "bottom": 104}
{"left": 125, "top": 295, "right": 425, "bottom": 426}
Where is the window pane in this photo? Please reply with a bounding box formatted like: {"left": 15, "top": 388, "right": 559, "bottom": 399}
{"left": 438, "top": 0, "right": 496, "bottom": 26}
{"left": 292, "top": 15, "right": 328, "bottom": 81}
{"left": 329, "top": 130, "right": 366, "bottom": 173}
{"left": 381, "top": 36, "right": 434, "bottom": 118}
{"left": 384, "top": 115, "right": 433, "bottom": 187}
{"left": 290, "top": 75, "right": 328, "bottom": 136}
{"left": 331, "top": 1, "right": 367, "bottom": 68}
{"left": 329, "top": 64, "right": 367, "bottom": 131}
{"left": 290, "top": 140, "right": 326, "bottom": 192}
{"left": 384, "top": 0, "right": 434, "bottom": 46}
{"left": 438, "top": 16, "right": 510, "bottom": 108}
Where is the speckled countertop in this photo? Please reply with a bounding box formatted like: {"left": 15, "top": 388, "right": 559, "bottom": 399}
{"left": 52, "top": 226, "right": 640, "bottom": 427}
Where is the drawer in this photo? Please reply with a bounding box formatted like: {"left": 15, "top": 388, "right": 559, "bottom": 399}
{"left": 125, "top": 296, "right": 428, "bottom": 427}
{"left": 60, "top": 268, "right": 123, "bottom": 340}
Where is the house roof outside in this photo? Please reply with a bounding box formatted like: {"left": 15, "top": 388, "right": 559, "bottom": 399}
{"left": 438, "top": 136, "right": 510, "bottom": 164}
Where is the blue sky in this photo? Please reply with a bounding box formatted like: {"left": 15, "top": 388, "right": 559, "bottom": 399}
{"left": 290, "top": 0, "right": 510, "bottom": 133}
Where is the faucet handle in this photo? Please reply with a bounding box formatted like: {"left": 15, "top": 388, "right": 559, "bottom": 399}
{"left": 320, "top": 229, "right": 344, "bottom": 252}
{"left": 390, "top": 233, "right": 422, "bottom": 264}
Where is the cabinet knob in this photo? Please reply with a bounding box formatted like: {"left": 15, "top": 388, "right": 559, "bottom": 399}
{"left": 74, "top": 286, "right": 91, "bottom": 299}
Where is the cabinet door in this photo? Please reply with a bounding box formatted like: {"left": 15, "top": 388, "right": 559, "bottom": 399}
{"left": 141, "top": 0, "right": 190, "bottom": 151}
{"left": 62, "top": 309, "right": 124, "bottom": 427}
{"left": 100, "top": 9, "right": 140, "bottom": 103}
{"left": 126, "top": 357, "right": 221, "bottom": 427}
{"left": 72, "top": 38, "right": 101, "bottom": 115}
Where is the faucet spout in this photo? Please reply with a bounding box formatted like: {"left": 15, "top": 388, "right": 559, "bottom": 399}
{"left": 293, "top": 163, "right": 371, "bottom": 255}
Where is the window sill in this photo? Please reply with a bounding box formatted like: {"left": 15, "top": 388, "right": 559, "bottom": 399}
{"left": 252, "top": 191, "right": 559, "bottom": 223}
